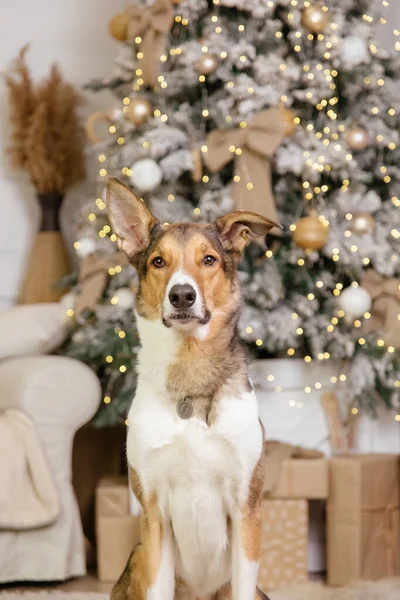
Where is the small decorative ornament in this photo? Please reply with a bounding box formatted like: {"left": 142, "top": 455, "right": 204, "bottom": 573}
{"left": 126, "top": 97, "right": 153, "bottom": 126}
{"left": 86, "top": 109, "right": 122, "bottom": 143}
{"left": 346, "top": 127, "right": 369, "bottom": 152}
{"left": 197, "top": 53, "right": 219, "bottom": 75}
{"left": 113, "top": 287, "right": 135, "bottom": 310}
{"left": 293, "top": 210, "right": 329, "bottom": 251}
{"left": 177, "top": 397, "right": 194, "bottom": 420}
{"left": 351, "top": 213, "right": 375, "bottom": 235}
{"left": 302, "top": 5, "right": 329, "bottom": 34}
{"left": 109, "top": 12, "right": 129, "bottom": 42}
{"left": 340, "top": 36, "right": 370, "bottom": 68}
{"left": 129, "top": 158, "right": 163, "bottom": 192}
{"left": 75, "top": 237, "right": 97, "bottom": 258}
{"left": 337, "top": 285, "right": 372, "bottom": 319}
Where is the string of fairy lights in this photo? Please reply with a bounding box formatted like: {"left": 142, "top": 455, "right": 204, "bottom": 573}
{"left": 70, "top": 0, "right": 400, "bottom": 418}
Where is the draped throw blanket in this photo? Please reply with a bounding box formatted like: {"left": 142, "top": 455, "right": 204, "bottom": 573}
{"left": 0, "top": 409, "right": 59, "bottom": 529}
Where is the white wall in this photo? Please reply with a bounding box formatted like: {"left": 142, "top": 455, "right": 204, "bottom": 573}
{"left": 0, "top": 0, "right": 125, "bottom": 308}
{"left": 0, "top": 1, "right": 399, "bottom": 308}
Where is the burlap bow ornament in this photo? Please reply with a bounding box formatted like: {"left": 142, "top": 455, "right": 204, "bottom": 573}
{"left": 127, "top": 0, "right": 174, "bottom": 87}
{"left": 75, "top": 251, "right": 129, "bottom": 316}
{"left": 203, "top": 107, "right": 285, "bottom": 225}
{"left": 361, "top": 269, "right": 400, "bottom": 348}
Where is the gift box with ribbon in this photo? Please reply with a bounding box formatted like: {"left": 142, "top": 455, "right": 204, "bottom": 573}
{"left": 327, "top": 454, "right": 400, "bottom": 585}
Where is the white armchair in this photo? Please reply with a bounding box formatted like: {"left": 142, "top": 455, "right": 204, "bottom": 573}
{"left": 0, "top": 305, "right": 101, "bottom": 583}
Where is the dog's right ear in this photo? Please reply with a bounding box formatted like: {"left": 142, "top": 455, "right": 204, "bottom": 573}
{"left": 106, "top": 177, "right": 158, "bottom": 262}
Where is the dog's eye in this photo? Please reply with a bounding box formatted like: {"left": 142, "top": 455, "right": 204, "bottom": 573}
{"left": 151, "top": 256, "right": 165, "bottom": 268}
{"left": 203, "top": 255, "right": 217, "bottom": 266}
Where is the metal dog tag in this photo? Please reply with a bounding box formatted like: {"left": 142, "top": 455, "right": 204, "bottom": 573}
{"left": 177, "top": 397, "right": 193, "bottom": 420}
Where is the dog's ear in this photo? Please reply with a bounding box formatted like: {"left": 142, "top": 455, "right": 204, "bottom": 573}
{"left": 215, "top": 211, "right": 282, "bottom": 259}
{"left": 106, "top": 177, "right": 158, "bottom": 262}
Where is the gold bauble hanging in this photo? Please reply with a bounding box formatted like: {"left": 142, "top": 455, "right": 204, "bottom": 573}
{"left": 197, "top": 53, "right": 219, "bottom": 75}
{"left": 109, "top": 12, "right": 129, "bottom": 42}
{"left": 351, "top": 213, "right": 375, "bottom": 234}
{"left": 280, "top": 106, "right": 297, "bottom": 137}
{"left": 293, "top": 210, "right": 329, "bottom": 251}
{"left": 302, "top": 5, "right": 329, "bottom": 34}
{"left": 346, "top": 127, "right": 369, "bottom": 152}
{"left": 126, "top": 97, "right": 153, "bottom": 126}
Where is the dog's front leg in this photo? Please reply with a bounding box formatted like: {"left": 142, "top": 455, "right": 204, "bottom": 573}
{"left": 231, "top": 505, "right": 261, "bottom": 600}
{"left": 231, "top": 449, "right": 264, "bottom": 600}
{"left": 142, "top": 501, "right": 175, "bottom": 600}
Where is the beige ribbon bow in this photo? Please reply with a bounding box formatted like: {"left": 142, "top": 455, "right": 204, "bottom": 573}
{"left": 204, "top": 107, "right": 285, "bottom": 223}
{"left": 361, "top": 269, "right": 400, "bottom": 348}
{"left": 75, "top": 251, "right": 129, "bottom": 316}
{"left": 127, "top": 0, "right": 174, "bottom": 87}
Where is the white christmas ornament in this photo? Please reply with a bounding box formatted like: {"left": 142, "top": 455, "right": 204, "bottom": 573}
{"left": 75, "top": 237, "right": 97, "bottom": 258}
{"left": 129, "top": 159, "right": 163, "bottom": 192}
{"left": 340, "top": 36, "right": 370, "bottom": 68}
{"left": 60, "top": 292, "right": 77, "bottom": 311}
{"left": 114, "top": 287, "right": 135, "bottom": 310}
{"left": 338, "top": 286, "right": 372, "bottom": 320}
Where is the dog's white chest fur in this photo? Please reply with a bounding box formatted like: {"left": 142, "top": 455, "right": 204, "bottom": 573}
{"left": 126, "top": 317, "right": 263, "bottom": 596}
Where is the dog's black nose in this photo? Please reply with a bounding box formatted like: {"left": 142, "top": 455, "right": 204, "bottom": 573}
{"left": 169, "top": 284, "right": 196, "bottom": 309}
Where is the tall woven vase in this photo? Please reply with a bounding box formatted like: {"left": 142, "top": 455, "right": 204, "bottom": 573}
{"left": 19, "top": 193, "right": 70, "bottom": 304}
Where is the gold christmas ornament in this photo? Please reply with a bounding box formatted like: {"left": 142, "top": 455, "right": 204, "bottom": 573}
{"left": 197, "top": 53, "right": 219, "bottom": 75}
{"left": 126, "top": 97, "right": 153, "bottom": 126}
{"left": 352, "top": 213, "right": 375, "bottom": 234}
{"left": 293, "top": 210, "right": 329, "bottom": 251}
{"left": 109, "top": 12, "right": 129, "bottom": 42}
{"left": 280, "top": 106, "right": 297, "bottom": 137}
{"left": 346, "top": 127, "right": 369, "bottom": 152}
{"left": 172, "top": 0, "right": 182, "bottom": 3}
{"left": 302, "top": 5, "right": 329, "bottom": 34}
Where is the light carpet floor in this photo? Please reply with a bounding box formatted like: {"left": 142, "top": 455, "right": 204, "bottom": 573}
{"left": 1, "top": 579, "right": 400, "bottom": 599}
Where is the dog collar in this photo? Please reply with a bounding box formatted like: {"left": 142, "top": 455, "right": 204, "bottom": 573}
{"left": 177, "top": 397, "right": 194, "bottom": 420}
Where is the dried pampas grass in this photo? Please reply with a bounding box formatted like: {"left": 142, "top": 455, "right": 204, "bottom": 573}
{"left": 4, "top": 45, "right": 85, "bottom": 194}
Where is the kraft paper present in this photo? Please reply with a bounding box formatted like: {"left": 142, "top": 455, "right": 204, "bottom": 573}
{"left": 263, "top": 441, "right": 327, "bottom": 499}
{"left": 327, "top": 454, "right": 400, "bottom": 586}
{"left": 258, "top": 498, "right": 308, "bottom": 592}
{"left": 96, "top": 477, "right": 141, "bottom": 582}
{"left": 97, "top": 515, "right": 141, "bottom": 582}
{"left": 269, "top": 459, "right": 328, "bottom": 499}
{"left": 96, "top": 476, "right": 130, "bottom": 518}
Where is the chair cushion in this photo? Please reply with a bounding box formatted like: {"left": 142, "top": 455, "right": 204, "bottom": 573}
{"left": 0, "top": 303, "right": 69, "bottom": 359}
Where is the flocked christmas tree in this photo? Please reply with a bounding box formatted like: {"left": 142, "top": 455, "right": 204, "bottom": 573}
{"left": 59, "top": 0, "right": 400, "bottom": 427}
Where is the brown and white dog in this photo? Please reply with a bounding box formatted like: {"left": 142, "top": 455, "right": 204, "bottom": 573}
{"left": 106, "top": 178, "right": 279, "bottom": 600}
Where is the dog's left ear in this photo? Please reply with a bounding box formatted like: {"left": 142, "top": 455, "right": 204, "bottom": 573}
{"left": 215, "top": 211, "right": 282, "bottom": 258}
{"left": 106, "top": 177, "right": 159, "bottom": 262}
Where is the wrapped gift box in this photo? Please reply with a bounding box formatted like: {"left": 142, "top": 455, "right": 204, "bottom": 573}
{"left": 327, "top": 454, "right": 400, "bottom": 585}
{"left": 258, "top": 498, "right": 308, "bottom": 592}
{"left": 263, "top": 449, "right": 328, "bottom": 575}
{"left": 96, "top": 477, "right": 141, "bottom": 582}
{"left": 268, "top": 458, "right": 328, "bottom": 499}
